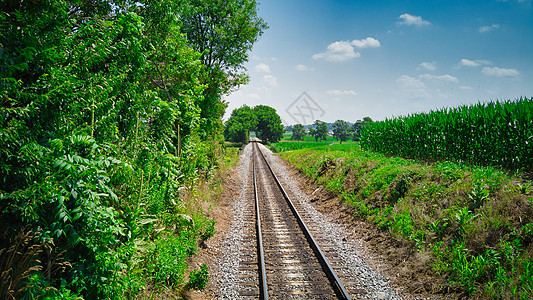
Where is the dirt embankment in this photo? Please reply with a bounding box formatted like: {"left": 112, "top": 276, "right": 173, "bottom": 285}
{"left": 182, "top": 164, "right": 241, "bottom": 299}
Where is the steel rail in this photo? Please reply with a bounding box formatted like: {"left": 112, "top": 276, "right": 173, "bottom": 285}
{"left": 254, "top": 141, "right": 352, "bottom": 300}
{"left": 252, "top": 143, "right": 269, "bottom": 299}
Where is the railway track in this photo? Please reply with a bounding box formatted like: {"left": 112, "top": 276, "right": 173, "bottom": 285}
{"left": 236, "top": 141, "right": 355, "bottom": 299}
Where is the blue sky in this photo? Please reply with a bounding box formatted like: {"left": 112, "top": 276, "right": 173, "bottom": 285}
{"left": 224, "top": 0, "right": 533, "bottom": 125}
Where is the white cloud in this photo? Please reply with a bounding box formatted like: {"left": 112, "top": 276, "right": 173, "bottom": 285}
{"left": 418, "top": 62, "right": 436, "bottom": 71}
{"left": 459, "top": 58, "right": 491, "bottom": 67}
{"left": 396, "top": 75, "right": 429, "bottom": 99}
{"left": 326, "top": 89, "right": 358, "bottom": 96}
{"left": 397, "top": 13, "right": 431, "bottom": 27}
{"left": 352, "top": 37, "right": 381, "bottom": 48}
{"left": 479, "top": 24, "right": 500, "bottom": 33}
{"left": 482, "top": 67, "right": 520, "bottom": 77}
{"left": 262, "top": 74, "right": 278, "bottom": 86}
{"left": 396, "top": 73, "right": 458, "bottom": 100}
{"left": 254, "top": 63, "right": 271, "bottom": 73}
{"left": 397, "top": 75, "right": 426, "bottom": 89}
{"left": 419, "top": 74, "right": 459, "bottom": 83}
{"left": 296, "top": 64, "right": 312, "bottom": 71}
{"left": 312, "top": 41, "right": 360, "bottom": 62}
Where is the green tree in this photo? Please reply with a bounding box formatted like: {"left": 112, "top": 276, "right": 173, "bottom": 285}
{"left": 352, "top": 117, "right": 373, "bottom": 141}
{"left": 310, "top": 120, "right": 328, "bottom": 142}
{"left": 308, "top": 127, "right": 317, "bottom": 141}
{"left": 224, "top": 105, "right": 257, "bottom": 143}
{"left": 177, "top": 0, "right": 268, "bottom": 138}
{"left": 254, "top": 105, "right": 284, "bottom": 143}
{"left": 332, "top": 120, "right": 351, "bottom": 144}
{"left": 291, "top": 124, "right": 306, "bottom": 141}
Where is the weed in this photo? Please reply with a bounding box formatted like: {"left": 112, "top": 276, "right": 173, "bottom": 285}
{"left": 147, "top": 231, "right": 196, "bottom": 288}
{"left": 521, "top": 260, "right": 533, "bottom": 298}
{"left": 186, "top": 264, "right": 209, "bottom": 291}
{"left": 428, "top": 219, "right": 449, "bottom": 237}
{"left": 0, "top": 229, "right": 45, "bottom": 299}
{"left": 391, "top": 210, "right": 415, "bottom": 238}
{"left": 468, "top": 181, "right": 489, "bottom": 211}
{"left": 388, "top": 172, "right": 411, "bottom": 204}
{"left": 454, "top": 207, "right": 477, "bottom": 236}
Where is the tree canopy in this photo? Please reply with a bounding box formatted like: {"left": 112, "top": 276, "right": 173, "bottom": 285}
{"left": 254, "top": 105, "right": 285, "bottom": 144}
{"left": 223, "top": 105, "right": 257, "bottom": 144}
{"left": 177, "top": 0, "right": 268, "bottom": 138}
{"left": 224, "top": 104, "right": 284, "bottom": 144}
{"left": 332, "top": 120, "right": 351, "bottom": 144}
{"left": 352, "top": 117, "right": 374, "bottom": 141}
{"left": 291, "top": 124, "right": 306, "bottom": 141}
{"left": 310, "top": 120, "right": 328, "bottom": 142}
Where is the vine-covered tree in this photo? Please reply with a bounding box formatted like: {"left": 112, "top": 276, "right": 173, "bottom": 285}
{"left": 291, "top": 124, "right": 306, "bottom": 141}
{"left": 332, "top": 120, "right": 351, "bottom": 144}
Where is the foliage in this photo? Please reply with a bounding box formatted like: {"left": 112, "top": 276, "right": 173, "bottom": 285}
{"left": 280, "top": 144, "right": 533, "bottom": 298}
{"left": 146, "top": 231, "right": 197, "bottom": 288}
{"left": 223, "top": 105, "right": 257, "bottom": 144}
{"left": 186, "top": 264, "right": 209, "bottom": 291}
{"left": 291, "top": 124, "right": 306, "bottom": 141}
{"left": 360, "top": 98, "right": 533, "bottom": 173}
{"left": 309, "top": 120, "right": 328, "bottom": 142}
{"left": 177, "top": 0, "right": 268, "bottom": 138}
{"left": 0, "top": 0, "right": 261, "bottom": 298}
{"left": 332, "top": 120, "right": 351, "bottom": 144}
{"left": 352, "top": 117, "right": 373, "bottom": 141}
{"left": 253, "top": 105, "right": 285, "bottom": 144}
{"left": 223, "top": 104, "right": 284, "bottom": 144}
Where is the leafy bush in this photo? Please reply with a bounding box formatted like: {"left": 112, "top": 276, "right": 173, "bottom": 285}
{"left": 147, "top": 232, "right": 197, "bottom": 287}
{"left": 186, "top": 264, "right": 209, "bottom": 291}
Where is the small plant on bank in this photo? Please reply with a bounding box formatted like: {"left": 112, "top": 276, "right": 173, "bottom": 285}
{"left": 185, "top": 264, "right": 209, "bottom": 291}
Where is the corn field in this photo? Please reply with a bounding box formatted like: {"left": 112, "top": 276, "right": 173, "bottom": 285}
{"left": 360, "top": 97, "right": 533, "bottom": 173}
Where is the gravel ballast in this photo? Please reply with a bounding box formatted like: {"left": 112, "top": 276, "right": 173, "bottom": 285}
{"left": 214, "top": 143, "right": 403, "bottom": 299}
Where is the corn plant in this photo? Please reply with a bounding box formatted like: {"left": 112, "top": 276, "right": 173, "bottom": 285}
{"left": 361, "top": 98, "right": 533, "bottom": 173}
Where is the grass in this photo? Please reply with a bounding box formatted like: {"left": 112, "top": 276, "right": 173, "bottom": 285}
{"left": 273, "top": 142, "right": 533, "bottom": 298}
{"left": 282, "top": 133, "right": 359, "bottom": 143}
{"left": 271, "top": 134, "right": 359, "bottom": 152}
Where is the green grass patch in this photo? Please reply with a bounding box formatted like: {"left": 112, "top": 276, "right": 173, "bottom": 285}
{"left": 270, "top": 140, "right": 360, "bottom": 153}
{"left": 282, "top": 133, "right": 353, "bottom": 143}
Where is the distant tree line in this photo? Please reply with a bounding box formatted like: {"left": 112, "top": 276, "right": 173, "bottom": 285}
{"left": 290, "top": 117, "right": 373, "bottom": 143}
